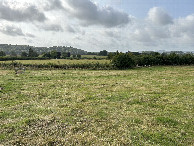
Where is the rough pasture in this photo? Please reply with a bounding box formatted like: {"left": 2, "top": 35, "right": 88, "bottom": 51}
{"left": 0, "top": 66, "right": 193, "bottom": 145}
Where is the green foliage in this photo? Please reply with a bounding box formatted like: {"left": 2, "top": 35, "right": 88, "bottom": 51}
{"left": 0, "top": 57, "right": 48, "bottom": 61}
{"left": 98, "top": 50, "right": 108, "bottom": 56}
{"left": 10, "top": 51, "right": 17, "bottom": 57}
{"left": 0, "top": 44, "right": 87, "bottom": 55}
{"left": 21, "top": 52, "right": 28, "bottom": 57}
{"left": 42, "top": 52, "right": 51, "bottom": 58}
{"left": 0, "top": 51, "right": 6, "bottom": 57}
{"left": 107, "top": 52, "right": 115, "bottom": 59}
{"left": 77, "top": 54, "right": 81, "bottom": 59}
{"left": 110, "top": 51, "right": 194, "bottom": 67}
{"left": 50, "top": 51, "right": 61, "bottom": 59}
{"left": 28, "top": 48, "right": 39, "bottom": 57}
{"left": 112, "top": 52, "right": 135, "bottom": 69}
{"left": 61, "top": 52, "right": 71, "bottom": 59}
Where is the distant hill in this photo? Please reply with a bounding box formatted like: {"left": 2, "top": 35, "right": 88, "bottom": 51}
{"left": 0, "top": 44, "right": 87, "bottom": 55}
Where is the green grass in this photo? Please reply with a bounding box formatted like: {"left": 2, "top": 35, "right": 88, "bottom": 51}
{"left": 0, "top": 66, "right": 194, "bottom": 145}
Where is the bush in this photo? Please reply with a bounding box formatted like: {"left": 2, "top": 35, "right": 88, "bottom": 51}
{"left": 112, "top": 53, "right": 135, "bottom": 69}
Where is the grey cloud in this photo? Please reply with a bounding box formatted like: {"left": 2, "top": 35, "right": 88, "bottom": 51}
{"left": 104, "top": 30, "right": 120, "bottom": 38}
{"left": 148, "top": 7, "right": 173, "bottom": 25}
{"left": 146, "top": 27, "right": 169, "bottom": 39}
{"left": 45, "top": 0, "right": 64, "bottom": 11}
{"left": 0, "top": 2, "right": 46, "bottom": 22}
{"left": 40, "top": 24, "right": 64, "bottom": 32}
{"left": 130, "top": 26, "right": 170, "bottom": 45}
{"left": 66, "top": 25, "right": 85, "bottom": 35}
{"left": 131, "top": 29, "right": 152, "bottom": 43}
{"left": 0, "top": 25, "right": 24, "bottom": 36}
{"left": 0, "top": 25, "right": 36, "bottom": 38}
{"left": 66, "top": 25, "right": 76, "bottom": 33}
{"left": 26, "top": 33, "right": 36, "bottom": 38}
{"left": 66, "top": 0, "right": 130, "bottom": 27}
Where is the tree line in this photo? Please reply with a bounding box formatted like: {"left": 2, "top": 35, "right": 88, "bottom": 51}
{"left": 0, "top": 44, "right": 87, "bottom": 55}
{"left": 1, "top": 48, "right": 194, "bottom": 70}
{"left": 0, "top": 48, "right": 82, "bottom": 60}
{"left": 111, "top": 52, "right": 194, "bottom": 69}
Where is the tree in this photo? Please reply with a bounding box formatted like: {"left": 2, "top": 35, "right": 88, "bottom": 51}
{"left": 56, "top": 52, "right": 61, "bottom": 59}
{"left": 67, "top": 52, "right": 71, "bottom": 57}
{"left": 99, "top": 50, "right": 108, "bottom": 56}
{"left": 0, "top": 51, "right": 6, "bottom": 57}
{"left": 112, "top": 53, "right": 135, "bottom": 69}
{"left": 61, "top": 52, "right": 67, "bottom": 59}
{"left": 50, "top": 51, "right": 61, "bottom": 59}
{"left": 77, "top": 54, "right": 81, "bottom": 59}
{"left": 61, "top": 52, "right": 71, "bottom": 59}
{"left": 28, "top": 48, "right": 39, "bottom": 57}
{"left": 42, "top": 52, "right": 51, "bottom": 58}
{"left": 21, "top": 52, "right": 28, "bottom": 57}
{"left": 10, "top": 51, "right": 17, "bottom": 57}
{"left": 107, "top": 52, "right": 115, "bottom": 59}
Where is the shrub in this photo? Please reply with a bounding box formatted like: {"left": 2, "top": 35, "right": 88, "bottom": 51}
{"left": 112, "top": 53, "right": 135, "bottom": 69}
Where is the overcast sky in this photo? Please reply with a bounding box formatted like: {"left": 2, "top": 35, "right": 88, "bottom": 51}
{"left": 0, "top": 0, "right": 194, "bottom": 52}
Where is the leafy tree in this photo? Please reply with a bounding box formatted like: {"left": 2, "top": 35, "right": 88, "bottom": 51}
{"left": 50, "top": 51, "right": 61, "bottom": 59}
{"left": 56, "top": 52, "right": 61, "bottom": 59}
{"left": 107, "top": 52, "right": 115, "bottom": 59}
{"left": 61, "top": 52, "right": 67, "bottom": 59}
{"left": 87, "top": 52, "right": 98, "bottom": 55}
{"left": 99, "top": 50, "right": 108, "bottom": 56}
{"left": 50, "top": 51, "right": 57, "bottom": 59}
{"left": 28, "top": 48, "right": 33, "bottom": 57}
{"left": 77, "top": 54, "right": 81, "bottom": 59}
{"left": 67, "top": 52, "right": 71, "bottom": 57}
{"left": 10, "top": 51, "right": 17, "bottom": 57}
{"left": 181, "top": 54, "right": 194, "bottom": 65}
{"left": 42, "top": 52, "right": 51, "bottom": 58}
{"left": 61, "top": 52, "right": 71, "bottom": 59}
{"left": 112, "top": 53, "right": 135, "bottom": 69}
{"left": 21, "top": 52, "right": 28, "bottom": 57}
{"left": 0, "top": 51, "right": 6, "bottom": 56}
{"left": 28, "top": 48, "right": 39, "bottom": 57}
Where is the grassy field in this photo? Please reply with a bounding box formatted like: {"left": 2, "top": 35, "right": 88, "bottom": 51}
{"left": 0, "top": 59, "right": 110, "bottom": 65}
{"left": 0, "top": 66, "right": 193, "bottom": 145}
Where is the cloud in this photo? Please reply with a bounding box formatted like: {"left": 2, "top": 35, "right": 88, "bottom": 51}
{"left": 65, "top": 25, "right": 85, "bottom": 35}
{"left": 0, "top": 25, "right": 24, "bottom": 36}
{"left": 26, "top": 33, "right": 36, "bottom": 38}
{"left": 0, "top": 1, "right": 46, "bottom": 22}
{"left": 148, "top": 7, "right": 173, "bottom": 25}
{"left": 0, "top": 24, "right": 36, "bottom": 37}
{"left": 39, "top": 24, "right": 64, "bottom": 32}
{"left": 172, "top": 14, "right": 194, "bottom": 37}
{"left": 169, "top": 14, "right": 194, "bottom": 45}
{"left": 132, "top": 29, "right": 152, "bottom": 42}
{"left": 44, "top": 0, "right": 64, "bottom": 11}
{"left": 65, "top": 0, "right": 130, "bottom": 27}
{"left": 104, "top": 30, "right": 120, "bottom": 38}
{"left": 66, "top": 25, "right": 76, "bottom": 33}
